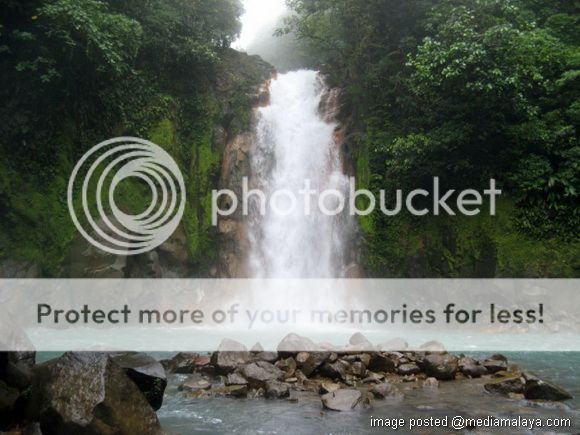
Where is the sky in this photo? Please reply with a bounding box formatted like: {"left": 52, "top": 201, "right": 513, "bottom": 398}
{"left": 233, "top": 0, "right": 287, "bottom": 50}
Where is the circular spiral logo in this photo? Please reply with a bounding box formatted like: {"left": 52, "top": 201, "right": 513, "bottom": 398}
{"left": 67, "top": 137, "right": 186, "bottom": 256}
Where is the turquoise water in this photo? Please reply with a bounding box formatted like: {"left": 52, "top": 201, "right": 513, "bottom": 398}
{"left": 158, "top": 352, "right": 580, "bottom": 434}
{"left": 34, "top": 351, "right": 580, "bottom": 433}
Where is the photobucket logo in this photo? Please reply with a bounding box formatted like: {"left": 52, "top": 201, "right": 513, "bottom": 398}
{"left": 67, "top": 137, "right": 185, "bottom": 255}
{"left": 212, "top": 177, "right": 501, "bottom": 225}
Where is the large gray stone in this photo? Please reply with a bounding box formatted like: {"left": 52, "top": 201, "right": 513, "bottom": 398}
{"left": 28, "top": 352, "right": 161, "bottom": 434}
{"left": 321, "top": 390, "right": 362, "bottom": 411}
{"left": 485, "top": 376, "right": 525, "bottom": 396}
{"left": 295, "top": 352, "right": 330, "bottom": 377}
{"left": 211, "top": 339, "right": 251, "bottom": 374}
{"left": 111, "top": 352, "right": 167, "bottom": 411}
{"left": 423, "top": 353, "right": 458, "bottom": 380}
{"left": 523, "top": 373, "right": 572, "bottom": 401}
{"left": 240, "top": 361, "right": 284, "bottom": 388}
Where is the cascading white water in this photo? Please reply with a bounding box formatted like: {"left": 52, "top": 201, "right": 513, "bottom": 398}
{"left": 248, "top": 70, "right": 353, "bottom": 278}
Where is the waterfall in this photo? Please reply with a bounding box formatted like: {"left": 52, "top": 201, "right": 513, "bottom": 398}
{"left": 248, "top": 70, "right": 354, "bottom": 278}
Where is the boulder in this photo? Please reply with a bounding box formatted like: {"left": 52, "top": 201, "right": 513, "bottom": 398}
{"left": 275, "top": 357, "right": 297, "bottom": 377}
{"left": 482, "top": 356, "right": 508, "bottom": 374}
{"left": 265, "top": 380, "right": 290, "bottom": 399}
{"left": 484, "top": 376, "right": 525, "bottom": 396}
{"left": 255, "top": 352, "right": 278, "bottom": 363}
{"left": 362, "top": 372, "right": 384, "bottom": 383}
{"left": 319, "top": 382, "right": 341, "bottom": 394}
{"left": 319, "top": 361, "right": 348, "bottom": 381}
{"left": 211, "top": 339, "right": 251, "bottom": 374}
{"left": 523, "top": 373, "right": 572, "bottom": 401}
{"left": 367, "top": 354, "right": 395, "bottom": 373}
{"left": 459, "top": 357, "right": 487, "bottom": 378}
{"left": 110, "top": 352, "right": 167, "bottom": 411}
{"left": 0, "top": 380, "right": 19, "bottom": 430}
{"left": 0, "top": 350, "right": 36, "bottom": 391}
{"left": 226, "top": 372, "right": 248, "bottom": 386}
{"left": 28, "top": 352, "right": 160, "bottom": 434}
{"left": 349, "top": 361, "right": 367, "bottom": 378}
{"left": 295, "top": 352, "right": 330, "bottom": 377}
{"left": 241, "top": 361, "right": 284, "bottom": 388}
{"left": 277, "top": 333, "right": 316, "bottom": 356}
{"left": 3, "top": 358, "right": 34, "bottom": 391}
{"left": 371, "top": 382, "right": 400, "bottom": 399}
{"left": 397, "top": 363, "right": 420, "bottom": 376}
{"left": 321, "top": 390, "right": 362, "bottom": 411}
{"left": 423, "top": 354, "right": 458, "bottom": 380}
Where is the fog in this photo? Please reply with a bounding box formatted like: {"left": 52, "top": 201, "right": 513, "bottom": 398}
{"left": 234, "top": 0, "right": 309, "bottom": 72}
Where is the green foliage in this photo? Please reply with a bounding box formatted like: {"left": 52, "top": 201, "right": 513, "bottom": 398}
{"left": 0, "top": 0, "right": 263, "bottom": 275}
{"left": 286, "top": 0, "right": 579, "bottom": 276}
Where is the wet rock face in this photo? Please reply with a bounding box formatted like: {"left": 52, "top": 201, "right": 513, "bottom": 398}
{"left": 226, "top": 372, "right": 248, "bottom": 386}
{"left": 240, "top": 361, "right": 285, "bottom": 388}
{"left": 321, "top": 389, "right": 362, "bottom": 412}
{"left": 523, "top": 373, "right": 573, "bottom": 401}
{"left": 110, "top": 352, "right": 167, "bottom": 411}
{"left": 423, "top": 354, "right": 458, "bottom": 380}
{"left": 484, "top": 376, "right": 525, "bottom": 396}
{"left": 482, "top": 355, "right": 508, "bottom": 374}
{"left": 295, "top": 352, "right": 330, "bottom": 377}
{"left": 368, "top": 354, "right": 396, "bottom": 373}
{"left": 319, "top": 361, "right": 348, "bottom": 381}
{"left": 397, "top": 362, "right": 421, "bottom": 376}
{"left": 0, "top": 380, "right": 20, "bottom": 431}
{"left": 459, "top": 357, "right": 488, "bottom": 378}
{"left": 0, "top": 351, "right": 36, "bottom": 430}
{"left": 28, "top": 352, "right": 161, "bottom": 435}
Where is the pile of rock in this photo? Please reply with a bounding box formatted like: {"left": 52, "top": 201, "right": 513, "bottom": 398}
{"left": 0, "top": 351, "right": 167, "bottom": 434}
{"left": 162, "top": 334, "right": 572, "bottom": 412}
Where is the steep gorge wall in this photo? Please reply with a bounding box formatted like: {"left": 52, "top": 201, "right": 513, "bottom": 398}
{"left": 0, "top": 50, "right": 275, "bottom": 279}
{"left": 341, "top": 112, "right": 578, "bottom": 278}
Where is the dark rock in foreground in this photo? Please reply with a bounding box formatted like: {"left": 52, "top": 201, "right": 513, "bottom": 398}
{"left": 484, "top": 375, "right": 525, "bottom": 396}
{"left": 111, "top": 352, "right": 167, "bottom": 411}
{"left": 523, "top": 373, "right": 573, "bottom": 401}
{"left": 28, "top": 352, "right": 161, "bottom": 434}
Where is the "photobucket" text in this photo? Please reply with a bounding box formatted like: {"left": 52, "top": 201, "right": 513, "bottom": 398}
{"left": 211, "top": 177, "right": 501, "bottom": 225}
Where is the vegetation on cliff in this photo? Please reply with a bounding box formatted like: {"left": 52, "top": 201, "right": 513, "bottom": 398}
{"left": 283, "top": 0, "right": 579, "bottom": 277}
{"left": 0, "top": 0, "right": 271, "bottom": 275}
